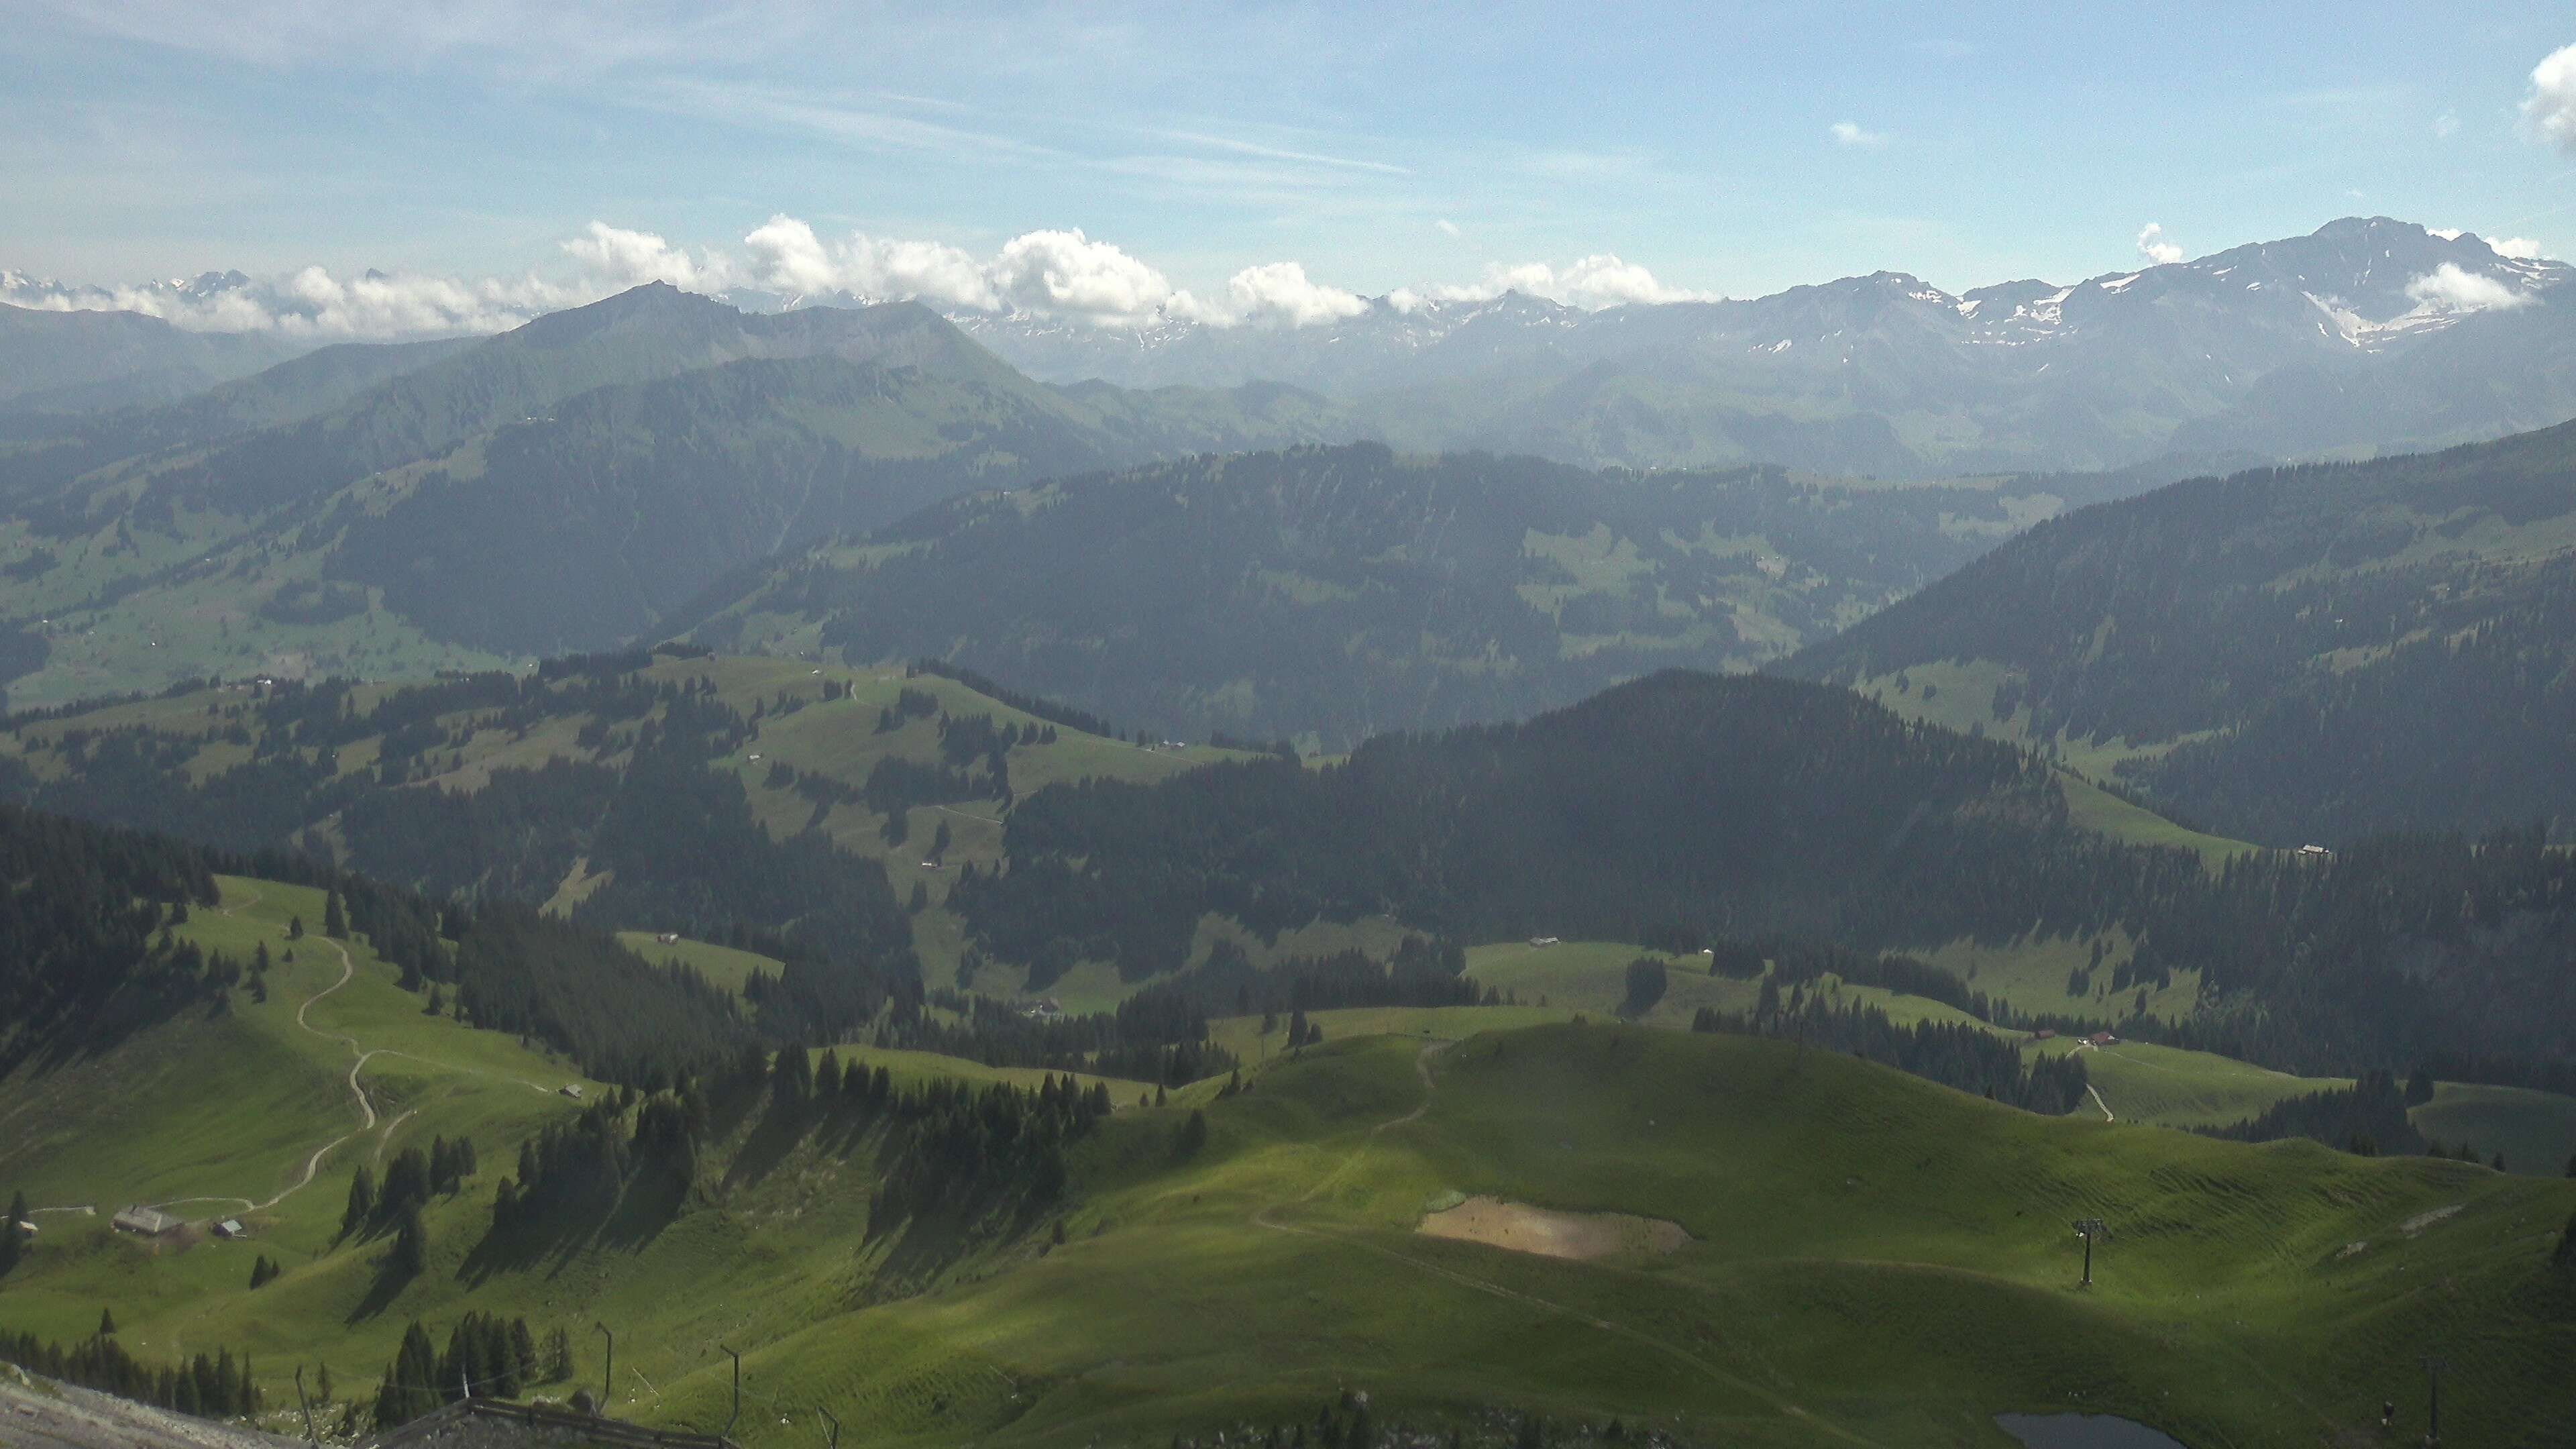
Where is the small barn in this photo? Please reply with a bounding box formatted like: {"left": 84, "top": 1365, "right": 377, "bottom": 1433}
{"left": 213, "top": 1220, "right": 249, "bottom": 1240}
{"left": 112, "top": 1205, "right": 182, "bottom": 1237}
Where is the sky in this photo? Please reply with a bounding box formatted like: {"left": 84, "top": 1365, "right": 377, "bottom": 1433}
{"left": 5, "top": 0, "right": 2576, "bottom": 335}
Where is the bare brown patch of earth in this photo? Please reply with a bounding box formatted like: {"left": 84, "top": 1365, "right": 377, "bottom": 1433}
{"left": 1417, "top": 1195, "right": 1690, "bottom": 1260}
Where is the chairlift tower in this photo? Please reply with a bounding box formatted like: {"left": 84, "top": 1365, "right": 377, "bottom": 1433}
{"left": 2071, "top": 1218, "right": 2109, "bottom": 1288}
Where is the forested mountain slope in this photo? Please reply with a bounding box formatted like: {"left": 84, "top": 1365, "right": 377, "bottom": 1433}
{"left": 1783, "top": 419, "right": 2576, "bottom": 845}
{"left": 685, "top": 442, "right": 2047, "bottom": 747}
{"left": 956, "top": 670, "right": 2576, "bottom": 1089}
{"left": 0, "top": 288, "right": 1344, "bottom": 704}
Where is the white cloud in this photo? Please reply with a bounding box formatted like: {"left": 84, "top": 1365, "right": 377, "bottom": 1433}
{"left": 560, "top": 221, "right": 735, "bottom": 292}
{"left": 2491, "top": 235, "right": 2545, "bottom": 259}
{"left": 1389, "top": 254, "right": 1717, "bottom": 311}
{"left": 2524, "top": 42, "right": 2576, "bottom": 151}
{"left": 1435, "top": 218, "right": 1461, "bottom": 237}
{"left": 2433, "top": 111, "right": 2462, "bottom": 139}
{"left": 2404, "top": 262, "right": 2533, "bottom": 313}
{"left": 742, "top": 219, "right": 1357, "bottom": 328}
{"left": 1829, "top": 121, "right": 1887, "bottom": 148}
{"left": 1187, "top": 261, "right": 1366, "bottom": 328}
{"left": 743, "top": 215, "right": 998, "bottom": 310}
{"left": 2135, "top": 223, "right": 2184, "bottom": 266}
{"left": 985, "top": 229, "right": 1175, "bottom": 323}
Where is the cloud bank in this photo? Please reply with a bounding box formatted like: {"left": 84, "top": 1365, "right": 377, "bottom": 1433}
{"left": 1828, "top": 121, "right": 1887, "bottom": 148}
{"left": 5, "top": 214, "right": 1730, "bottom": 338}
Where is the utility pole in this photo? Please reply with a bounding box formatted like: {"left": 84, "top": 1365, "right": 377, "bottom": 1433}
{"left": 720, "top": 1344, "right": 743, "bottom": 1438}
{"left": 818, "top": 1405, "right": 841, "bottom": 1449}
{"left": 2072, "top": 1218, "right": 2109, "bottom": 1288}
{"left": 2420, "top": 1354, "right": 2447, "bottom": 1448}
{"left": 592, "top": 1322, "right": 612, "bottom": 1413}
{"left": 293, "top": 1365, "right": 317, "bottom": 1444}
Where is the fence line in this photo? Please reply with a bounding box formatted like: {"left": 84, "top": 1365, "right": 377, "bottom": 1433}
{"left": 364, "top": 1396, "right": 743, "bottom": 1449}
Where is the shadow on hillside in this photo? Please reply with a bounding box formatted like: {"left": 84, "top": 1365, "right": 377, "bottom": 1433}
{"left": 715, "top": 1100, "right": 816, "bottom": 1196}
{"left": 455, "top": 1170, "right": 686, "bottom": 1287}
{"left": 345, "top": 1249, "right": 419, "bottom": 1324}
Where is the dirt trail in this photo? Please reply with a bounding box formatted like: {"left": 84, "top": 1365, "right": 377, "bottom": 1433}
{"left": 158, "top": 940, "right": 380, "bottom": 1216}
{"left": 2086, "top": 1084, "right": 2116, "bottom": 1122}
{"left": 154, "top": 934, "right": 555, "bottom": 1218}
{"left": 1250, "top": 1042, "right": 1890, "bottom": 1449}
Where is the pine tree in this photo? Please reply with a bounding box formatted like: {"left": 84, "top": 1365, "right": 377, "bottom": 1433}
{"left": 98, "top": 1307, "right": 117, "bottom": 1338}
{"left": 287, "top": 914, "right": 304, "bottom": 941}
{"left": 323, "top": 888, "right": 346, "bottom": 938}
{"left": 317, "top": 1361, "right": 335, "bottom": 1403}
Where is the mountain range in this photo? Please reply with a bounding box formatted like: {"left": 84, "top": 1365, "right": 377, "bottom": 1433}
{"left": 957, "top": 218, "right": 2572, "bottom": 477}
{"left": 2, "top": 216, "right": 2572, "bottom": 737}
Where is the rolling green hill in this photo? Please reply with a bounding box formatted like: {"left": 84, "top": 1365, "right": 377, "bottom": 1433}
{"left": 9, "top": 1000, "right": 2572, "bottom": 1448}
{"left": 1782, "top": 420, "right": 2576, "bottom": 845}
{"left": 685, "top": 442, "right": 2059, "bottom": 748}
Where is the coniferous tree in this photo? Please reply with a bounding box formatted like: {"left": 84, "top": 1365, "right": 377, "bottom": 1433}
{"left": 97, "top": 1308, "right": 117, "bottom": 1338}
{"left": 324, "top": 888, "right": 346, "bottom": 938}
{"left": 288, "top": 914, "right": 305, "bottom": 941}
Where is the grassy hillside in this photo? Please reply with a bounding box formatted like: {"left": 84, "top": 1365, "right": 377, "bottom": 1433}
{"left": 11, "top": 977, "right": 2573, "bottom": 1448}
{"left": 626, "top": 1027, "right": 2576, "bottom": 1448}
{"left": 0, "top": 653, "right": 1249, "bottom": 1008}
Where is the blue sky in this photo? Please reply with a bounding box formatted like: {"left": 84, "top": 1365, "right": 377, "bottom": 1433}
{"left": 6, "top": 1, "right": 2575, "bottom": 332}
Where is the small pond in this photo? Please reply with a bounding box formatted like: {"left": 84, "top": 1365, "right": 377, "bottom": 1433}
{"left": 1996, "top": 1412, "right": 2190, "bottom": 1449}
